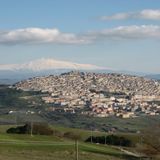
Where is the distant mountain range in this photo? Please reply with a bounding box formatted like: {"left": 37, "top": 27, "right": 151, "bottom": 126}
{"left": 145, "top": 74, "right": 160, "bottom": 80}
{"left": 0, "top": 58, "right": 159, "bottom": 84}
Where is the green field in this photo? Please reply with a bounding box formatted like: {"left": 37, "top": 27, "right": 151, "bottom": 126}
{"left": 0, "top": 125, "right": 142, "bottom": 160}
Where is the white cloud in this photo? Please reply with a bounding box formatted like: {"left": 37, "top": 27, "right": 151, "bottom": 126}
{"left": 1, "top": 25, "right": 160, "bottom": 45}
{"left": 100, "top": 9, "right": 160, "bottom": 20}
{"left": 101, "top": 13, "right": 131, "bottom": 20}
{"left": 88, "top": 25, "right": 160, "bottom": 40}
{"left": 0, "top": 28, "right": 90, "bottom": 45}
{"left": 139, "top": 9, "right": 160, "bottom": 20}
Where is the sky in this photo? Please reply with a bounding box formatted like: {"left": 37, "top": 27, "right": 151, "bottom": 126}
{"left": 0, "top": 0, "right": 160, "bottom": 74}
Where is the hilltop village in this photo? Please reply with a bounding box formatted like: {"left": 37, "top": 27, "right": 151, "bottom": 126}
{"left": 15, "top": 71, "right": 160, "bottom": 118}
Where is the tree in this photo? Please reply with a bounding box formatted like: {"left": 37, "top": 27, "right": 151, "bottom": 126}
{"left": 64, "top": 131, "right": 81, "bottom": 140}
{"left": 85, "top": 135, "right": 132, "bottom": 147}
{"left": 7, "top": 123, "right": 54, "bottom": 135}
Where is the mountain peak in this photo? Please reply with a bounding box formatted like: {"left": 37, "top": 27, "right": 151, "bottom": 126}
{"left": 0, "top": 58, "right": 105, "bottom": 71}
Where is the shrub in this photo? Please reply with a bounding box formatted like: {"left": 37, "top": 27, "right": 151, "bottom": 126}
{"left": 7, "top": 123, "right": 54, "bottom": 135}
{"left": 7, "top": 124, "right": 29, "bottom": 134}
{"left": 85, "top": 135, "right": 132, "bottom": 147}
{"left": 64, "top": 131, "right": 81, "bottom": 140}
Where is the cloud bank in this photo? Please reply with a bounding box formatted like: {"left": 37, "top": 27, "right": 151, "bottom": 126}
{"left": 0, "top": 28, "right": 90, "bottom": 45}
{"left": 0, "top": 25, "right": 160, "bottom": 45}
{"left": 100, "top": 9, "right": 160, "bottom": 20}
{"left": 88, "top": 25, "right": 160, "bottom": 40}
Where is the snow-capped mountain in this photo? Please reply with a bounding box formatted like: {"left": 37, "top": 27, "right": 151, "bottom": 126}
{"left": 0, "top": 58, "right": 151, "bottom": 85}
{"left": 0, "top": 58, "right": 104, "bottom": 71}
{"left": 0, "top": 58, "right": 107, "bottom": 83}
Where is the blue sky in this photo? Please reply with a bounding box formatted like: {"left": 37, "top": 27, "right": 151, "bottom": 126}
{"left": 0, "top": 0, "right": 160, "bottom": 73}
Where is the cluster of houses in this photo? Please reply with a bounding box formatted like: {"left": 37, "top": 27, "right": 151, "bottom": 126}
{"left": 15, "top": 71, "right": 160, "bottom": 118}
{"left": 42, "top": 92, "right": 160, "bottom": 118}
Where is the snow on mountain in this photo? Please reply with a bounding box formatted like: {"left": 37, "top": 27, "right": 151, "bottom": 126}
{"left": 0, "top": 58, "right": 104, "bottom": 71}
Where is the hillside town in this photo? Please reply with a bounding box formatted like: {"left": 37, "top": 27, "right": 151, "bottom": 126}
{"left": 15, "top": 71, "right": 160, "bottom": 118}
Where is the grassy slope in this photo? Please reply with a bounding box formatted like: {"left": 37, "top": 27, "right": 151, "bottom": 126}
{"left": 0, "top": 125, "right": 139, "bottom": 160}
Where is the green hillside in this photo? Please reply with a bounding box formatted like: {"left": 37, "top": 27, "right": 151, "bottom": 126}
{"left": 0, "top": 125, "right": 141, "bottom": 160}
